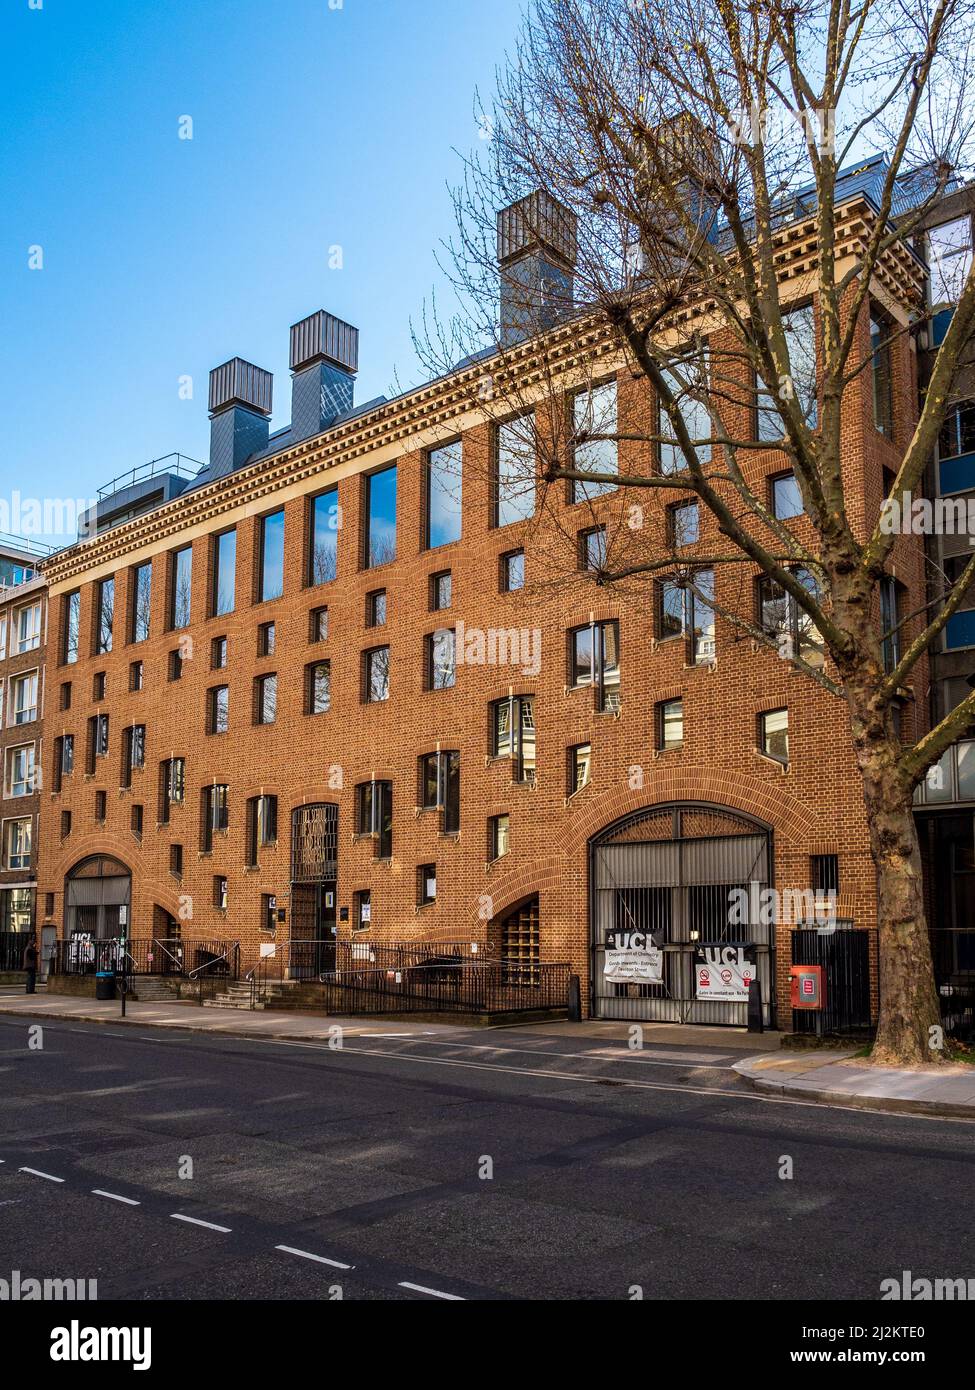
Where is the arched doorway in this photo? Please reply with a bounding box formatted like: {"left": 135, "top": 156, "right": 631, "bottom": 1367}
{"left": 64, "top": 855, "right": 132, "bottom": 940}
{"left": 590, "top": 803, "right": 774, "bottom": 1026}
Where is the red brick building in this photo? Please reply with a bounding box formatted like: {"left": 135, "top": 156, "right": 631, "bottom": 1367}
{"left": 36, "top": 172, "right": 934, "bottom": 1029}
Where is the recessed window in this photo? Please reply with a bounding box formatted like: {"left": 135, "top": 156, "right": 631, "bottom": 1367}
{"left": 63, "top": 590, "right": 81, "bottom": 664}
{"left": 489, "top": 813, "right": 510, "bottom": 861}
{"left": 211, "top": 636, "right": 228, "bottom": 669}
{"left": 257, "top": 622, "right": 275, "bottom": 657}
{"left": 771, "top": 471, "right": 804, "bottom": 520}
{"left": 211, "top": 529, "right": 237, "bottom": 617}
{"left": 60, "top": 809, "right": 72, "bottom": 839}
{"left": 366, "top": 590, "right": 387, "bottom": 628}
{"left": 364, "top": 646, "right": 390, "bottom": 703}
{"left": 500, "top": 549, "right": 525, "bottom": 592}
{"left": 759, "top": 708, "right": 789, "bottom": 764}
{"left": 93, "top": 671, "right": 106, "bottom": 701}
{"left": 3, "top": 818, "right": 31, "bottom": 872}
{"left": 169, "top": 545, "right": 193, "bottom": 629}
{"left": 658, "top": 349, "right": 711, "bottom": 472}
{"left": 213, "top": 876, "right": 229, "bottom": 911}
{"left": 168, "top": 649, "right": 183, "bottom": 682}
{"left": 11, "top": 671, "right": 38, "bottom": 724}
{"left": 812, "top": 853, "right": 839, "bottom": 895}
{"left": 657, "top": 570, "right": 715, "bottom": 664}
{"left": 95, "top": 577, "right": 114, "bottom": 654}
{"left": 95, "top": 713, "right": 109, "bottom": 758}
{"left": 13, "top": 600, "right": 41, "bottom": 654}
{"left": 568, "top": 742, "right": 591, "bottom": 795}
{"left": 757, "top": 570, "right": 824, "bottom": 668}
{"left": 94, "top": 790, "right": 107, "bottom": 822}
{"left": 430, "top": 571, "right": 452, "bottom": 611}
{"left": 417, "top": 863, "right": 437, "bottom": 906}
{"left": 418, "top": 750, "right": 460, "bottom": 833}
{"left": 129, "top": 562, "right": 152, "bottom": 644}
{"left": 579, "top": 526, "right": 607, "bottom": 572}
{"left": 364, "top": 465, "right": 397, "bottom": 569}
{"left": 306, "top": 661, "right": 331, "bottom": 715}
{"left": 130, "top": 724, "right": 146, "bottom": 772}
{"left": 262, "top": 893, "right": 277, "bottom": 932}
{"left": 60, "top": 682, "right": 72, "bottom": 711}
{"left": 756, "top": 304, "right": 818, "bottom": 438}
{"left": 129, "top": 660, "right": 144, "bottom": 692}
{"left": 491, "top": 696, "right": 536, "bottom": 782}
{"left": 669, "top": 501, "right": 699, "bottom": 549}
{"left": 657, "top": 698, "right": 683, "bottom": 750}
{"left": 170, "top": 843, "right": 183, "bottom": 877}
{"left": 572, "top": 380, "right": 618, "bottom": 502}
{"left": 58, "top": 733, "right": 74, "bottom": 781}
{"left": 870, "top": 308, "right": 894, "bottom": 439}
{"left": 310, "top": 605, "right": 329, "bottom": 642}
{"left": 569, "top": 620, "right": 621, "bottom": 710}
{"left": 246, "top": 794, "right": 278, "bottom": 866}
{"left": 308, "top": 488, "right": 339, "bottom": 585}
{"left": 494, "top": 416, "right": 535, "bottom": 527}
{"left": 426, "top": 628, "right": 456, "bottom": 690}
{"left": 207, "top": 685, "right": 229, "bottom": 735}
{"left": 4, "top": 745, "right": 35, "bottom": 798}
{"left": 354, "top": 889, "right": 371, "bottom": 933}
{"left": 355, "top": 780, "right": 393, "bottom": 859}
{"left": 201, "top": 783, "right": 229, "bottom": 852}
{"left": 159, "top": 756, "right": 185, "bottom": 825}
{"left": 255, "top": 673, "right": 277, "bottom": 725}
{"left": 425, "top": 440, "right": 463, "bottom": 549}
{"left": 131, "top": 803, "right": 144, "bottom": 838}
{"left": 257, "top": 508, "right": 285, "bottom": 603}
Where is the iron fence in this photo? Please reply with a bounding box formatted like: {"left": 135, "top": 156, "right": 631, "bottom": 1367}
{"left": 271, "top": 938, "right": 489, "bottom": 983}
{"left": 930, "top": 928, "right": 975, "bottom": 1040}
{"left": 791, "top": 923, "right": 874, "bottom": 1036}
{"left": 0, "top": 932, "right": 32, "bottom": 972}
{"left": 50, "top": 937, "right": 239, "bottom": 980}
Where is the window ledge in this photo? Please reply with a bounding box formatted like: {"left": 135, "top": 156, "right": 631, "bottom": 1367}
{"left": 753, "top": 747, "right": 789, "bottom": 773}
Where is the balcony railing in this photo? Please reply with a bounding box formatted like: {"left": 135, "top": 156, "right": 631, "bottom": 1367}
{"left": 96, "top": 453, "right": 204, "bottom": 502}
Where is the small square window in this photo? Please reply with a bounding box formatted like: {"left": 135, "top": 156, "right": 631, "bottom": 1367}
{"left": 489, "top": 813, "right": 510, "bottom": 861}
{"left": 417, "top": 863, "right": 437, "bottom": 906}
{"left": 759, "top": 707, "right": 789, "bottom": 763}
{"left": 310, "top": 606, "right": 329, "bottom": 642}
{"left": 130, "top": 661, "right": 144, "bottom": 692}
{"left": 430, "top": 571, "right": 452, "bottom": 611}
{"left": 211, "top": 636, "right": 228, "bottom": 669}
{"left": 501, "top": 549, "right": 525, "bottom": 592}
{"left": 366, "top": 590, "right": 387, "bottom": 627}
{"left": 657, "top": 698, "right": 683, "bottom": 750}
{"left": 258, "top": 622, "right": 275, "bottom": 657}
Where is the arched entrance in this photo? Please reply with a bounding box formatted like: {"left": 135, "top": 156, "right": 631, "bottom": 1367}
{"left": 290, "top": 803, "right": 339, "bottom": 975}
{"left": 590, "top": 803, "right": 774, "bottom": 1026}
{"left": 64, "top": 855, "right": 132, "bottom": 940}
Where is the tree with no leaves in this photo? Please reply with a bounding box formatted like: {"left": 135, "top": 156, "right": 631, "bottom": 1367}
{"left": 419, "top": 0, "right": 975, "bottom": 1064}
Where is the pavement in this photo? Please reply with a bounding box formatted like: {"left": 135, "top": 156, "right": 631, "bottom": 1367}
{"left": 734, "top": 1049, "right": 975, "bottom": 1119}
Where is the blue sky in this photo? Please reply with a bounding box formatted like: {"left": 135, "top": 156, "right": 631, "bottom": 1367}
{"left": 0, "top": 0, "right": 525, "bottom": 542}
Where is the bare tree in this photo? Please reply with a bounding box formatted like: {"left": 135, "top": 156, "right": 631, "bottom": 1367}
{"left": 419, "top": 0, "right": 975, "bottom": 1064}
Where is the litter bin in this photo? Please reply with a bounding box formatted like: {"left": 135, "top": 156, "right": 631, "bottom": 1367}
{"left": 95, "top": 970, "right": 116, "bottom": 1001}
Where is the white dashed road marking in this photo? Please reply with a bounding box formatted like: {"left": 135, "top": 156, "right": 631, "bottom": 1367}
{"left": 274, "top": 1244, "right": 352, "bottom": 1270}
{"left": 170, "top": 1214, "right": 231, "bottom": 1233}
{"left": 398, "top": 1281, "right": 465, "bottom": 1300}
{"left": 19, "top": 1167, "right": 64, "bottom": 1182}
{"left": 92, "top": 1189, "right": 140, "bottom": 1205}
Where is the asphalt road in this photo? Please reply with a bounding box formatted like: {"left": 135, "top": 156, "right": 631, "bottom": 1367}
{"left": 1, "top": 1013, "right": 973, "bottom": 1301}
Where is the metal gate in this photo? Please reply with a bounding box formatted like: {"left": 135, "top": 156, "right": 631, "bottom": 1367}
{"left": 591, "top": 803, "right": 775, "bottom": 1026}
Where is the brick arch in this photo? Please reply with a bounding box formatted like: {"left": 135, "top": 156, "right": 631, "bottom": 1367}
{"left": 463, "top": 858, "right": 565, "bottom": 928}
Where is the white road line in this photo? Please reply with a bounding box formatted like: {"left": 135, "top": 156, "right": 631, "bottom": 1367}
{"left": 19, "top": 1167, "right": 64, "bottom": 1182}
{"left": 92, "top": 1189, "right": 140, "bottom": 1205}
{"left": 274, "top": 1244, "right": 352, "bottom": 1270}
{"left": 170, "top": 1213, "right": 231, "bottom": 1233}
{"left": 399, "top": 1281, "right": 465, "bottom": 1301}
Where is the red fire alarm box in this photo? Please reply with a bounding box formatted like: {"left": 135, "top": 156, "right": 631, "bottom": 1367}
{"left": 790, "top": 964, "right": 825, "bottom": 1009}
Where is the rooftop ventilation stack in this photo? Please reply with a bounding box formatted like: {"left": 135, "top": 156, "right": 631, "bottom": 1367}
{"left": 497, "top": 190, "right": 577, "bottom": 347}
{"left": 208, "top": 358, "right": 273, "bottom": 477}
{"left": 290, "top": 310, "right": 358, "bottom": 443}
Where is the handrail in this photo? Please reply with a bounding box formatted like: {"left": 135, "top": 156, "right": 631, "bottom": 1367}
{"left": 187, "top": 943, "right": 238, "bottom": 979}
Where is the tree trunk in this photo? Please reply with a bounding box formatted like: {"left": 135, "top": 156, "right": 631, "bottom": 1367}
{"left": 859, "top": 763, "right": 943, "bottom": 1066}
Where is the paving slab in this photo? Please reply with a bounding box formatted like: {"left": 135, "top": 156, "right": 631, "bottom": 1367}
{"left": 735, "top": 1050, "right": 975, "bottom": 1118}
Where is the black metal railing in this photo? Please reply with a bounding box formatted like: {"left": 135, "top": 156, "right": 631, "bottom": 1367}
{"left": 791, "top": 923, "right": 874, "bottom": 1036}
{"left": 50, "top": 937, "right": 239, "bottom": 980}
{"left": 0, "top": 932, "right": 33, "bottom": 972}
{"left": 930, "top": 928, "right": 975, "bottom": 1040}
{"left": 276, "top": 938, "right": 490, "bottom": 983}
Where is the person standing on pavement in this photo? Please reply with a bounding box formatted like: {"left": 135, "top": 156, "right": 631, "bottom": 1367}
{"left": 22, "top": 938, "right": 38, "bottom": 995}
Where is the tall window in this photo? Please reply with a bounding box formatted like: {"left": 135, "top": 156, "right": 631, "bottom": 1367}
{"left": 308, "top": 488, "right": 339, "bottom": 584}
{"left": 757, "top": 570, "right": 824, "bottom": 668}
{"left": 656, "top": 698, "right": 684, "bottom": 751}
{"left": 130, "top": 561, "right": 152, "bottom": 643}
{"left": 491, "top": 696, "right": 536, "bottom": 782}
{"left": 871, "top": 309, "right": 894, "bottom": 438}
{"left": 494, "top": 416, "right": 535, "bottom": 526}
{"left": 569, "top": 619, "right": 621, "bottom": 710}
{"left": 306, "top": 661, "right": 331, "bottom": 714}
{"left": 756, "top": 304, "right": 818, "bottom": 439}
{"left": 15, "top": 602, "right": 41, "bottom": 652}
{"left": 160, "top": 757, "right": 185, "bottom": 824}
{"left": 927, "top": 215, "right": 973, "bottom": 304}
{"left": 364, "top": 646, "right": 390, "bottom": 703}
{"left": 364, "top": 465, "right": 397, "bottom": 568}
{"left": 880, "top": 576, "right": 901, "bottom": 673}
{"left": 11, "top": 671, "right": 37, "bottom": 724}
{"left": 759, "top": 708, "right": 789, "bottom": 764}
{"left": 201, "top": 783, "right": 229, "bottom": 852}
{"left": 96, "top": 577, "right": 114, "bottom": 654}
{"left": 211, "top": 529, "right": 237, "bottom": 617}
{"left": 258, "top": 509, "right": 285, "bottom": 602}
{"left": 489, "top": 813, "right": 510, "bottom": 860}
{"left": 427, "top": 628, "right": 456, "bottom": 690}
{"left": 568, "top": 742, "right": 591, "bottom": 795}
{"left": 246, "top": 793, "right": 278, "bottom": 866}
{"left": 580, "top": 526, "right": 607, "bottom": 572}
{"left": 425, "top": 440, "right": 463, "bottom": 548}
{"left": 419, "top": 750, "right": 460, "bottom": 833}
{"left": 5, "top": 745, "right": 35, "bottom": 798}
{"left": 658, "top": 571, "right": 714, "bottom": 663}
{"left": 771, "top": 471, "right": 804, "bottom": 519}
{"left": 207, "top": 685, "right": 229, "bottom": 734}
{"left": 356, "top": 779, "right": 393, "bottom": 858}
{"left": 669, "top": 501, "right": 699, "bottom": 548}
{"left": 170, "top": 545, "right": 193, "bottom": 628}
{"left": 4, "top": 819, "right": 31, "bottom": 872}
{"left": 659, "top": 350, "right": 711, "bottom": 472}
{"left": 572, "top": 380, "right": 618, "bottom": 502}
{"left": 63, "top": 590, "right": 80, "bottom": 664}
{"left": 95, "top": 712, "right": 110, "bottom": 758}
{"left": 255, "top": 673, "right": 277, "bottom": 725}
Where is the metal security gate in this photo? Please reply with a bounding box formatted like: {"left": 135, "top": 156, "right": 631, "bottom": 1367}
{"left": 290, "top": 804, "right": 338, "bottom": 976}
{"left": 591, "top": 803, "right": 775, "bottom": 1026}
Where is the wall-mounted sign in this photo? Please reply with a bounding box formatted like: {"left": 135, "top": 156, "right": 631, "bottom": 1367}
{"left": 604, "top": 931, "right": 663, "bottom": 983}
{"left": 694, "top": 944, "right": 756, "bottom": 1001}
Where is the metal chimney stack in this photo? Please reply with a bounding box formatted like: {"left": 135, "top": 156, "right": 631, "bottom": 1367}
{"left": 290, "top": 310, "right": 358, "bottom": 443}
{"left": 208, "top": 358, "right": 273, "bottom": 477}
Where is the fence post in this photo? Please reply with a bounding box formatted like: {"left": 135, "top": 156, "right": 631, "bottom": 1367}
{"left": 747, "top": 978, "right": 763, "bottom": 1033}
{"left": 567, "top": 973, "right": 582, "bottom": 1022}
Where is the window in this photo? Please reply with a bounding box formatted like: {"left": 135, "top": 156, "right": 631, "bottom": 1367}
{"left": 430, "top": 571, "right": 452, "bottom": 611}
{"left": 657, "top": 698, "right": 683, "bottom": 750}
{"left": 425, "top": 440, "right": 463, "bottom": 548}
{"left": 59, "top": 734, "right": 74, "bottom": 781}
{"left": 159, "top": 757, "right": 185, "bottom": 824}
{"left": 94, "top": 790, "right": 107, "bottom": 822}
{"left": 201, "top": 783, "right": 229, "bottom": 852}
{"left": 756, "top": 304, "right": 818, "bottom": 439}
{"left": 262, "top": 893, "right": 277, "bottom": 932}
{"left": 418, "top": 864, "right": 437, "bottom": 906}
{"left": 246, "top": 793, "right": 278, "bottom": 867}
{"left": 63, "top": 590, "right": 80, "bottom": 663}
{"left": 943, "top": 554, "right": 975, "bottom": 649}
{"left": 489, "top": 813, "right": 510, "bottom": 861}
{"left": 364, "top": 646, "right": 390, "bottom": 703}
{"left": 939, "top": 402, "right": 975, "bottom": 462}
{"left": 168, "top": 649, "right": 183, "bottom": 682}
{"left": 659, "top": 350, "right": 711, "bottom": 472}
{"left": 306, "top": 661, "right": 331, "bottom": 715}
{"left": 170, "top": 545, "right": 193, "bottom": 629}
{"left": 170, "top": 844, "right": 183, "bottom": 877}
{"left": 257, "top": 508, "right": 285, "bottom": 602}
{"left": 811, "top": 853, "right": 839, "bottom": 896}
{"left": 657, "top": 571, "right": 714, "bottom": 663}
{"left": 759, "top": 708, "right": 789, "bottom": 764}
{"left": 258, "top": 622, "right": 275, "bottom": 657}
{"left": 96, "top": 577, "right": 114, "bottom": 654}
{"left": 491, "top": 696, "right": 536, "bottom": 782}
{"left": 85, "top": 717, "right": 97, "bottom": 774}
{"left": 211, "top": 636, "right": 227, "bottom": 669}
{"left": 771, "top": 471, "right": 804, "bottom": 519}
{"left": 364, "top": 465, "right": 397, "bottom": 568}
{"left": 568, "top": 742, "right": 591, "bottom": 795}
{"left": 427, "top": 628, "right": 456, "bottom": 690}
{"left": 93, "top": 671, "right": 106, "bottom": 700}
{"left": 580, "top": 526, "right": 607, "bottom": 572}
{"left": 11, "top": 671, "right": 37, "bottom": 725}
{"left": 308, "top": 488, "right": 339, "bottom": 585}
{"left": 122, "top": 724, "right": 145, "bottom": 788}
{"left": 880, "top": 576, "right": 901, "bottom": 673}
{"left": 95, "top": 713, "right": 109, "bottom": 758}
{"left": 669, "top": 501, "right": 699, "bottom": 548}
{"left": 130, "top": 561, "right": 152, "bottom": 643}
{"left": 757, "top": 570, "right": 824, "bottom": 668}
{"left": 418, "top": 750, "right": 460, "bottom": 833}
{"left": 494, "top": 416, "right": 535, "bottom": 526}
{"left": 211, "top": 529, "right": 237, "bottom": 617}
{"left": 501, "top": 549, "right": 525, "bottom": 592}
{"left": 569, "top": 619, "right": 621, "bottom": 709}
{"left": 927, "top": 215, "right": 973, "bottom": 304}
{"left": 207, "top": 686, "right": 229, "bottom": 735}
{"left": 356, "top": 779, "right": 393, "bottom": 858}
{"left": 354, "top": 889, "right": 371, "bottom": 933}
{"left": 129, "top": 660, "right": 143, "bottom": 692}
{"left": 60, "top": 682, "right": 71, "bottom": 711}
{"left": 871, "top": 309, "right": 893, "bottom": 438}
{"left": 131, "top": 803, "right": 143, "bottom": 838}
{"left": 572, "top": 380, "right": 618, "bottom": 502}
{"left": 366, "top": 590, "right": 387, "bottom": 628}
{"left": 4, "top": 818, "right": 31, "bottom": 871}
{"left": 15, "top": 601, "right": 41, "bottom": 653}
{"left": 310, "top": 605, "right": 329, "bottom": 641}
{"left": 214, "top": 876, "right": 228, "bottom": 911}
{"left": 255, "top": 673, "right": 277, "bottom": 725}
{"left": 60, "top": 810, "right": 72, "bottom": 839}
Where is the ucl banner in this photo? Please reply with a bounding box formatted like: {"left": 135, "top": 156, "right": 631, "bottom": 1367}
{"left": 694, "top": 943, "right": 756, "bottom": 1001}
{"left": 603, "top": 931, "right": 663, "bottom": 983}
